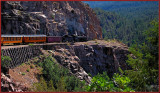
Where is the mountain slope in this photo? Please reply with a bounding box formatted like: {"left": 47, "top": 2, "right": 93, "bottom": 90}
{"left": 84, "top": 1, "right": 159, "bottom": 45}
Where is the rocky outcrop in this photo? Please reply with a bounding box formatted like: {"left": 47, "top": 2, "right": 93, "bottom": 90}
{"left": 1, "top": 1, "right": 102, "bottom": 40}
{"left": 73, "top": 42, "right": 131, "bottom": 77}
{"left": 49, "top": 46, "right": 92, "bottom": 84}
{"left": 50, "top": 40, "right": 131, "bottom": 83}
{"left": 1, "top": 73, "right": 28, "bottom": 92}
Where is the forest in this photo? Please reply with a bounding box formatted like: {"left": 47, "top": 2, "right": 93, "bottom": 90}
{"left": 85, "top": 1, "right": 159, "bottom": 46}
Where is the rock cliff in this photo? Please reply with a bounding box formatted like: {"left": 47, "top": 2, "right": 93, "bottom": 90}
{"left": 50, "top": 40, "right": 131, "bottom": 83}
{"left": 1, "top": 1, "right": 102, "bottom": 40}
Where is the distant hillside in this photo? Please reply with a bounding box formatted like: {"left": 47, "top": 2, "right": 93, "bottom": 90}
{"left": 84, "top": 1, "right": 159, "bottom": 46}
{"left": 84, "top": 1, "right": 158, "bottom": 18}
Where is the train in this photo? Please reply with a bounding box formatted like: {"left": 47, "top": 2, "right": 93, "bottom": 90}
{"left": 1, "top": 34, "right": 87, "bottom": 45}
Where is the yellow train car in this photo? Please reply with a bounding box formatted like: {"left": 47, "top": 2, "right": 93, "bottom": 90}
{"left": 23, "top": 35, "right": 46, "bottom": 43}
{"left": 1, "top": 35, "right": 23, "bottom": 44}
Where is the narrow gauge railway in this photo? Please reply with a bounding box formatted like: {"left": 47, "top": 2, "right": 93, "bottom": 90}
{"left": 1, "top": 34, "right": 87, "bottom": 45}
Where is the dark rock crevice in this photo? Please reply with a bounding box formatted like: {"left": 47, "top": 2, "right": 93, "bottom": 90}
{"left": 73, "top": 44, "right": 131, "bottom": 78}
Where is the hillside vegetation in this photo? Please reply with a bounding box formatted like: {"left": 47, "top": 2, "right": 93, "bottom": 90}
{"left": 84, "top": 1, "right": 159, "bottom": 46}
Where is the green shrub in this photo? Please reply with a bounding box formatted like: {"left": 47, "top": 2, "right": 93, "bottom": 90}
{"left": 26, "top": 69, "right": 30, "bottom": 72}
{"left": 28, "top": 43, "right": 34, "bottom": 46}
{"left": 56, "top": 77, "right": 67, "bottom": 92}
{"left": 22, "top": 72, "right": 26, "bottom": 75}
{"left": 30, "top": 65, "right": 34, "bottom": 69}
{"left": 35, "top": 56, "right": 85, "bottom": 92}
{"left": 1, "top": 55, "right": 11, "bottom": 68}
{"left": 1, "top": 55, "right": 12, "bottom": 73}
{"left": 31, "top": 76, "right": 56, "bottom": 92}
{"left": 85, "top": 72, "right": 134, "bottom": 92}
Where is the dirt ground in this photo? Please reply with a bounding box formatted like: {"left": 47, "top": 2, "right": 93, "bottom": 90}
{"left": 8, "top": 59, "right": 43, "bottom": 88}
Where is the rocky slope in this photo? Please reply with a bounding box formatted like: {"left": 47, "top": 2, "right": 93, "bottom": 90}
{"left": 1, "top": 1, "right": 102, "bottom": 40}
{"left": 52, "top": 40, "right": 131, "bottom": 80}
{"left": 1, "top": 73, "right": 28, "bottom": 92}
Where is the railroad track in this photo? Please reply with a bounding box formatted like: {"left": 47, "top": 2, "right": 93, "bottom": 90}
{"left": 1, "top": 42, "right": 67, "bottom": 50}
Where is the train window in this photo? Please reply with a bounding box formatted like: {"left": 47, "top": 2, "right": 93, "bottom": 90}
{"left": 4, "top": 37, "right": 6, "bottom": 41}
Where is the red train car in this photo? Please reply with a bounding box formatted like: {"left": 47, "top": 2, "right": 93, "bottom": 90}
{"left": 47, "top": 36, "right": 62, "bottom": 43}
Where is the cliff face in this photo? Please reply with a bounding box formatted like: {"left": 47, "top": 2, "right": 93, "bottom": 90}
{"left": 1, "top": 1, "right": 102, "bottom": 40}
{"left": 52, "top": 40, "right": 131, "bottom": 82}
